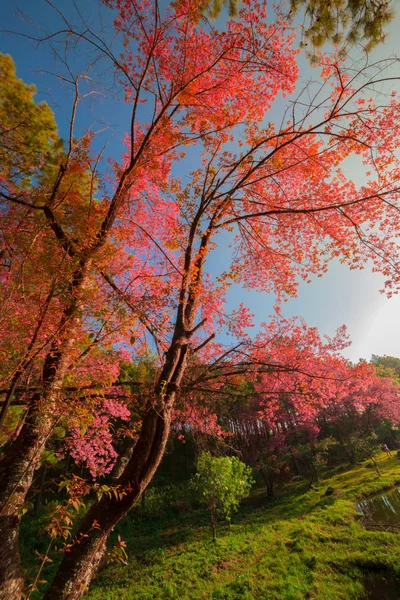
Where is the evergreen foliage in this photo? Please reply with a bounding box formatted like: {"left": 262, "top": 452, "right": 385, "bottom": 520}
{"left": 199, "top": 0, "right": 395, "bottom": 53}
{"left": 292, "top": 0, "right": 395, "bottom": 53}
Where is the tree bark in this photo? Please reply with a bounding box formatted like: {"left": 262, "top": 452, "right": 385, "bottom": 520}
{"left": 290, "top": 450, "right": 300, "bottom": 476}
{"left": 0, "top": 401, "right": 56, "bottom": 599}
{"left": 112, "top": 442, "right": 135, "bottom": 480}
{"left": 0, "top": 513, "right": 24, "bottom": 600}
{"left": 211, "top": 508, "right": 217, "bottom": 540}
{"left": 0, "top": 133, "right": 147, "bottom": 599}
{"left": 0, "top": 262, "right": 90, "bottom": 600}
{"left": 44, "top": 323, "right": 192, "bottom": 599}
{"left": 0, "top": 387, "right": 64, "bottom": 599}
{"left": 43, "top": 402, "right": 172, "bottom": 600}
{"left": 42, "top": 198, "right": 208, "bottom": 599}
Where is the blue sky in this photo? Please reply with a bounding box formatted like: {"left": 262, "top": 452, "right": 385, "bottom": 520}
{"left": 1, "top": 0, "right": 400, "bottom": 364}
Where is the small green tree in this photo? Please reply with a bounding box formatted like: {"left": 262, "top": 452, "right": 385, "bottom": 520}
{"left": 193, "top": 452, "right": 253, "bottom": 539}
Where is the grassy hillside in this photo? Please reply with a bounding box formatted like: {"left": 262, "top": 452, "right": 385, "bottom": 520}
{"left": 77, "top": 454, "right": 400, "bottom": 600}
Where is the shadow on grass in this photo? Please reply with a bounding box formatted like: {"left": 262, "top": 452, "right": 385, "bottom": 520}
{"left": 363, "top": 571, "right": 400, "bottom": 600}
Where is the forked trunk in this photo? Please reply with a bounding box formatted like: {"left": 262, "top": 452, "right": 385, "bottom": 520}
{"left": 42, "top": 222, "right": 203, "bottom": 599}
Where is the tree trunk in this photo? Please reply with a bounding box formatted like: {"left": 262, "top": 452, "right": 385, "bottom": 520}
{"left": 0, "top": 262, "right": 91, "bottom": 600}
{"left": 311, "top": 460, "right": 319, "bottom": 484}
{"left": 211, "top": 508, "right": 217, "bottom": 540}
{"left": 0, "top": 401, "right": 57, "bottom": 599}
{"left": 43, "top": 403, "right": 172, "bottom": 600}
{"left": 290, "top": 450, "right": 300, "bottom": 476}
{"left": 0, "top": 513, "right": 24, "bottom": 600}
{"left": 45, "top": 319, "right": 194, "bottom": 600}
{"left": 184, "top": 438, "right": 189, "bottom": 480}
{"left": 111, "top": 442, "right": 135, "bottom": 480}
{"left": 348, "top": 448, "right": 356, "bottom": 465}
{"left": 43, "top": 210, "right": 208, "bottom": 599}
{"left": 370, "top": 455, "right": 382, "bottom": 477}
{"left": 335, "top": 429, "right": 355, "bottom": 465}
{"left": 259, "top": 465, "right": 274, "bottom": 498}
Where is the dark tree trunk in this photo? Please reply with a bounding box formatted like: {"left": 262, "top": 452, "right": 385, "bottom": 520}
{"left": 44, "top": 316, "right": 196, "bottom": 600}
{"left": 306, "top": 461, "right": 319, "bottom": 491}
{"left": 43, "top": 403, "right": 172, "bottom": 600}
{"left": 290, "top": 450, "right": 300, "bottom": 476}
{"left": 211, "top": 508, "right": 217, "bottom": 540}
{"left": 112, "top": 442, "right": 135, "bottom": 480}
{"left": 0, "top": 263, "right": 90, "bottom": 600}
{"left": 42, "top": 206, "right": 209, "bottom": 599}
{"left": 184, "top": 437, "right": 189, "bottom": 480}
{"left": 370, "top": 454, "right": 382, "bottom": 477}
{"left": 0, "top": 402, "right": 56, "bottom": 599}
{"left": 259, "top": 465, "right": 274, "bottom": 498}
{"left": 0, "top": 514, "right": 24, "bottom": 600}
{"left": 335, "top": 428, "right": 356, "bottom": 465}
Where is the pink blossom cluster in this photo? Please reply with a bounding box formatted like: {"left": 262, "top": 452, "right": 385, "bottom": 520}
{"left": 65, "top": 399, "right": 130, "bottom": 478}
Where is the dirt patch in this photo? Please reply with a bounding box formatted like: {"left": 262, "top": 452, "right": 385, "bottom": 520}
{"left": 212, "top": 559, "right": 240, "bottom": 574}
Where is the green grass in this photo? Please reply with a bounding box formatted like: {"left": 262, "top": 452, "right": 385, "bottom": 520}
{"left": 79, "top": 454, "right": 400, "bottom": 600}
{"left": 20, "top": 454, "right": 400, "bottom": 598}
